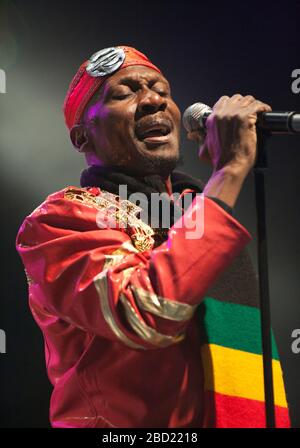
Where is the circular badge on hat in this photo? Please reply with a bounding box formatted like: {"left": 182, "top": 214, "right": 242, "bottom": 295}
{"left": 86, "top": 47, "right": 125, "bottom": 77}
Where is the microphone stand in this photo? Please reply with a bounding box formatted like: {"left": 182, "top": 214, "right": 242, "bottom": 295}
{"left": 253, "top": 130, "right": 276, "bottom": 428}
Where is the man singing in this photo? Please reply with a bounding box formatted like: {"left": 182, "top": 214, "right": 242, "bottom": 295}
{"left": 16, "top": 46, "right": 290, "bottom": 428}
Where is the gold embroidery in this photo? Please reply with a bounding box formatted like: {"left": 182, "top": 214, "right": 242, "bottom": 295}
{"left": 64, "top": 187, "right": 101, "bottom": 209}
{"left": 131, "top": 286, "right": 197, "bottom": 322}
{"left": 64, "top": 187, "right": 155, "bottom": 252}
{"left": 131, "top": 233, "right": 153, "bottom": 252}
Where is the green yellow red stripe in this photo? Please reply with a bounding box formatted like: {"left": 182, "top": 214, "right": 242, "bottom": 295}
{"left": 199, "top": 296, "right": 279, "bottom": 359}
{"left": 201, "top": 343, "right": 288, "bottom": 408}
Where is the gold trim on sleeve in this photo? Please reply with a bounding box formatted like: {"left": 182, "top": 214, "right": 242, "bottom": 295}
{"left": 103, "top": 242, "right": 139, "bottom": 269}
{"left": 131, "top": 286, "right": 197, "bottom": 322}
{"left": 93, "top": 269, "right": 146, "bottom": 350}
{"left": 95, "top": 245, "right": 187, "bottom": 349}
{"left": 119, "top": 293, "right": 186, "bottom": 348}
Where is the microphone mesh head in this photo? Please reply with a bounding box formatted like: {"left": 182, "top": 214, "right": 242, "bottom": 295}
{"left": 182, "top": 102, "right": 212, "bottom": 132}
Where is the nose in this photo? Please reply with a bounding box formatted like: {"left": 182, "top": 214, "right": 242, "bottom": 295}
{"left": 137, "top": 89, "right": 167, "bottom": 115}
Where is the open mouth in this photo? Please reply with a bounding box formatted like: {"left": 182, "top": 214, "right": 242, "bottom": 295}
{"left": 135, "top": 119, "right": 172, "bottom": 144}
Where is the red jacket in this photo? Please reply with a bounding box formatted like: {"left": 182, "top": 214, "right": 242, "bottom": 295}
{"left": 16, "top": 186, "right": 250, "bottom": 428}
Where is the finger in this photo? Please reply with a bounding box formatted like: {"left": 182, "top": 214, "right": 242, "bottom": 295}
{"left": 239, "top": 95, "right": 256, "bottom": 107}
{"left": 213, "top": 95, "right": 230, "bottom": 111}
{"left": 242, "top": 101, "right": 272, "bottom": 126}
{"left": 230, "top": 93, "right": 243, "bottom": 102}
{"left": 246, "top": 100, "right": 272, "bottom": 114}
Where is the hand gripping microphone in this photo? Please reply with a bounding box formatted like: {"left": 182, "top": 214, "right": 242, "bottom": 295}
{"left": 183, "top": 102, "right": 300, "bottom": 134}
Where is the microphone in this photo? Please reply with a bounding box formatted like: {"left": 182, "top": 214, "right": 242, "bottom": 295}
{"left": 183, "top": 102, "right": 300, "bottom": 134}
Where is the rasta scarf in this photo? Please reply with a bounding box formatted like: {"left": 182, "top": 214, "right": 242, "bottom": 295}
{"left": 80, "top": 165, "right": 290, "bottom": 428}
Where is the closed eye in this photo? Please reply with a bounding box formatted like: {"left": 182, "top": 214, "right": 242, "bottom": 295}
{"left": 155, "top": 90, "right": 168, "bottom": 97}
{"left": 112, "top": 93, "right": 131, "bottom": 100}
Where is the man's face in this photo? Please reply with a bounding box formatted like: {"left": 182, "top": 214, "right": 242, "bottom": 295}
{"left": 82, "top": 65, "right": 181, "bottom": 177}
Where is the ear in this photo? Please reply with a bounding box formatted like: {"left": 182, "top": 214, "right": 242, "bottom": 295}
{"left": 70, "top": 124, "right": 92, "bottom": 153}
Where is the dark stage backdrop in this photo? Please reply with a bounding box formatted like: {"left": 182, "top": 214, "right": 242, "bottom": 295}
{"left": 0, "top": 0, "right": 299, "bottom": 428}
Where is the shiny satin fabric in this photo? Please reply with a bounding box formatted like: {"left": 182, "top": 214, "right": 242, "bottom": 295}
{"left": 16, "top": 186, "right": 251, "bottom": 427}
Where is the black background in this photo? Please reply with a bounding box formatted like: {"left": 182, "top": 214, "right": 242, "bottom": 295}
{"left": 0, "top": 0, "right": 299, "bottom": 427}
